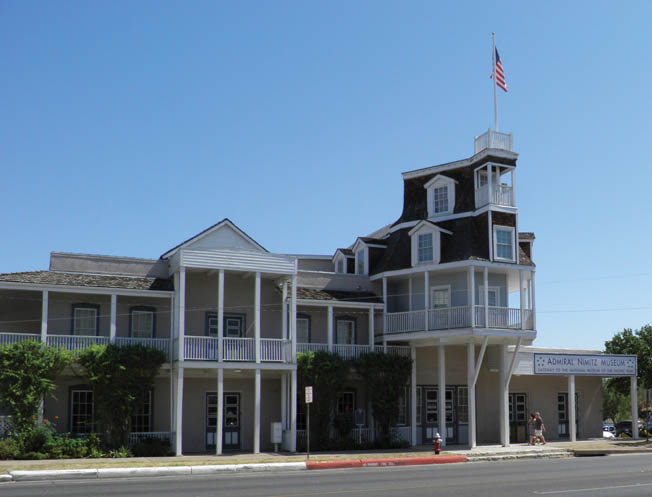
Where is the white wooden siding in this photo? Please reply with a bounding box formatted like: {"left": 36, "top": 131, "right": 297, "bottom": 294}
{"left": 180, "top": 249, "right": 296, "bottom": 274}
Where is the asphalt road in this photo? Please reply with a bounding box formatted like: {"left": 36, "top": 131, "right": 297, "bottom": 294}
{"left": 3, "top": 454, "right": 652, "bottom": 497}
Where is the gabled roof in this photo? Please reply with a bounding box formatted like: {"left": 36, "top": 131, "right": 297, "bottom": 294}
{"left": 332, "top": 248, "right": 354, "bottom": 262}
{"left": 351, "top": 237, "right": 388, "bottom": 253}
{"left": 423, "top": 174, "right": 458, "bottom": 189}
{"left": 160, "top": 218, "right": 268, "bottom": 259}
{"left": 407, "top": 220, "right": 453, "bottom": 237}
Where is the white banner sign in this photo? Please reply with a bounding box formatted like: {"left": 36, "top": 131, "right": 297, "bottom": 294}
{"left": 534, "top": 353, "right": 637, "bottom": 376}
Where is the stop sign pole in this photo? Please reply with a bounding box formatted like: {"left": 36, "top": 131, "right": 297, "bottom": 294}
{"left": 305, "top": 386, "right": 313, "bottom": 460}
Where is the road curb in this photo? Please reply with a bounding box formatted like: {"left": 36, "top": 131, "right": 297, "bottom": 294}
{"left": 0, "top": 474, "right": 12, "bottom": 482}
{"left": 306, "top": 455, "right": 467, "bottom": 470}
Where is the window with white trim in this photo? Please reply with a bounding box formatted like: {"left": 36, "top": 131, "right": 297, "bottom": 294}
{"left": 71, "top": 389, "right": 94, "bottom": 433}
{"left": 416, "top": 386, "right": 422, "bottom": 425}
{"left": 494, "top": 226, "right": 515, "bottom": 261}
{"left": 72, "top": 305, "right": 99, "bottom": 336}
{"left": 336, "top": 318, "right": 356, "bottom": 344}
{"left": 433, "top": 186, "right": 448, "bottom": 214}
{"left": 430, "top": 287, "right": 450, "bottom": 309}
{"left": 130, "top": 307, "right": 155, "bottom": 338}
{"left": 356, "top": 249, "right": 365, "bottom": 275}
{"left": 297, "top": 314, "right": 310, "bottom": 343}
{"left": 206, "top": 313, "right": 245, "bottom": 337}
{"left": 417, "top": 233, "right": 433, "bottom": 263}
{"left": 477, "top": 287, "right": 501, "bottom": 307}
{"left": 131, "top": 391, "right": 152, "bottom": 432}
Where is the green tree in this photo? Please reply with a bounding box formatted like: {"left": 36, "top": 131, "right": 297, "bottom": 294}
{"left": 297, "top": 351, "right": 351, "bottom": 449}
{"left": 355, "top": 352, "right": 412, "bottom": 446}
{"left": 76, "top": 344, "right": 166, "bottom": 448}
{"left": 601, "top": 381, "right": 630, "bottom": 422}
{"left": 604, "top": 325, "right": 652, "bottom": 395}
{"left": 0, "top": 340, "right": 71, "bottom": 433}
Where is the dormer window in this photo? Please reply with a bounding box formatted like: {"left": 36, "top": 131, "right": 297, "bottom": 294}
{"left": 356, "top": 248, "right": 365, "bottom": 275}
{"left": 424, "top": 175, "right": 457, "bottom": 218}
{"left": 417, "top": 233, "right": 433, "bottom": 263}
{"left": 409, "top": 221, "right": 452, "bottom": 267}
{"left": 336, "top": 259, "right": 345, "bottom": 273}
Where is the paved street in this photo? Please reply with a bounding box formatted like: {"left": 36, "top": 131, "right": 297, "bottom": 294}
{"left": 3, "top": 454, "right": 652, "bottom": 497}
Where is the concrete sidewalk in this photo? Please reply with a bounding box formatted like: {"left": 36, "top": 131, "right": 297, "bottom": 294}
{"left": 1, "top": 439, "right": 648, "bottom": 483}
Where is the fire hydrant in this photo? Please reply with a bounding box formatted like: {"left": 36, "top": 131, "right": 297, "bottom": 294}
{"left": 433, "top": 433, "right": 442, "bottom": 455}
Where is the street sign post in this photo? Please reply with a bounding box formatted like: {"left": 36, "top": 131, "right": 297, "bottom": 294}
{"left": 305, "top": 386, "right": 313, "bottom": 460}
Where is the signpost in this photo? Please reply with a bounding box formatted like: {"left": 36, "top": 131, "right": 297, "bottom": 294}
{"left": 354, "top": 408, "right": 365, "bottom": 446}
{"left": 305, "top": 386, "right": 313, "bottom": 460}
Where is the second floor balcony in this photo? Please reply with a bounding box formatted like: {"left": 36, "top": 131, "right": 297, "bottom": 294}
{"left": 384, "top": 305, "right": 534, "bottom": 335}
{"left": 182, "top": 336, "right": 291, "bottom": 363}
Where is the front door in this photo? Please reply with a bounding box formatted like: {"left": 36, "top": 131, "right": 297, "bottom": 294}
{"left": 423, "top": 387, "right": 439, "bottom": 442}
{"left": 444, "top": 387, "right": 456, "bottom": 443}
{"left": 509, "top": 393, "right": 528, "bottom": 443}
{"left": 205, "top": 392, "right": 241, "bottom": 451}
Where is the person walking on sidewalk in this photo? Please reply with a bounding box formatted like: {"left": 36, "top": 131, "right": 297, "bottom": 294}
{"left": 534, "top": 412, "right": 546, "bottom": 445}
{"left": 528, "top": 413, "right": 537, "bottom": 445}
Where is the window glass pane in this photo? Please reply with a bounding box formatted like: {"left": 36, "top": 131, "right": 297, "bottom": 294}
{"left": 297, "top": 318, "right": 310, "bottom": 343}
{"left": 74, "top": 308, "right": 97, "bottom": 336}
{"left": 131, "top": 391, "right": 152, "bottom": 432}
{"left": 433, "top": 186, "right": 448, "bottom": 213}
{"left": 432, "top": 289, "right": 449, "bottom": 308}
{"left": 418, "top": 233, "right": 433, "bottom": 263}
{"left": 356, "top": 250, "right": 365, "bottom": 274}
{"left": 337, "top": 391, "right": 355, "bottom": 415}
{"left": 131, "top": 310, "right": 154, "bottom": 338}
{"left": 71, "top": 390, "right": 93, "bottom": 433}
{"left": 207, "top": 315, "right": 218, "bottom": 337}
{"left": 225, "top": 317, "right": 243, "bottom": 337}
{"left": 496, "top": 228, "right": 513, "bottom": 260}
{"left": 457, "top": 387, "right": 468, "bottom": 423}
{"left": 336, "top": 320, "right": 355, "bottom": 344}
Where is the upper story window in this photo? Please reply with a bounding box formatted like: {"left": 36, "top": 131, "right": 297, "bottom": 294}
{"left": 72, "top": 304, "right": 99, "bottom": 336}
{"left": 424, "top": 174, "right": 457, "bottom": 218}
{"left": 493, "top": 225, "right": 515, "bottom": 262}
{"left": 130, "top": 307, "right": 156, "bottom": 338}
{"left": 355, "top": 249, "right": 365, "bottom": 275}
{"left": 417, "top": 233, "right": 433, "bottom": 263}
{"left": 206, "top": 313, "right": 246, "bottom": 337}
{"left": 409, "top": 221, "right": 451, "bottom": 267}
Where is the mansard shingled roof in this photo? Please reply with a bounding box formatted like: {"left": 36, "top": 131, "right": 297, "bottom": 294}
{"left": 0, "top": 271, "right": 173, "bottom": 291}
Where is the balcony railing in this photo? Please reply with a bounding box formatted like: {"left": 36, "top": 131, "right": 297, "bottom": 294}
{"left": 298, "top": 342, "right": 410, "bottom": 359}
{"left": 128, "top": 431, "right": 171, "bottom": 446}
{"left": 385, "top": 306, "right": 534, "bottom": 335}
{"left": 183, "top": 336, "right": 291, "bottom": 362}
{"left": 115, "top": 337, "right": 170, "bottom": 359}
{"left": 474, "top": 129, "right": 513, "bottom": 153}
{"left": 47, "top": 335, "right": 111, "bottom": 350}
{"left": 475, "top": 183, "right": 514, "bottom": 208}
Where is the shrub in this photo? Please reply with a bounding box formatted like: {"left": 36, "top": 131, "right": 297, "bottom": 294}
{"left": 46, "top": 435, "right": 88, "bottom": 459}
{"left": 0, "top": 439, "right": 19, "bottom": 460}
{"left": 131, "top": 437, "right": 171, "bottom": 457}
{"left": 19, "top": 423, "right": 55, "bottom": 455}
{"left": 107, "top": 446, "right": 132, "bottom": 458}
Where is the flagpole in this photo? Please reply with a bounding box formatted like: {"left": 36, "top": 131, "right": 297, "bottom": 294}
{"left": 492, "top": 32, "right": 498, "bottom": 132}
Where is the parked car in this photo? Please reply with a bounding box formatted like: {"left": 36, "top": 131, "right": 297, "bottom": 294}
{"left": 615, "top": 420, "right": 644, "bottom": 437}
{"left": 603, "top": 423, "right": 615, "bottom": 434}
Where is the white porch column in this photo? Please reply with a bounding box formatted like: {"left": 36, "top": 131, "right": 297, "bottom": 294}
{"left": 170, "top": 367, "right": 175, "bottom": 448}
{"left": 327, "top": 305, "right": 334, "bottom": 352}
{"left": 468, "top": 267, "right": 475, "bottom": 328}
{"left": 483, "top": 267, "right": 489, "bottom": 328}
{"left": 568, "top": 375, "right": 576, "bottom": 442}
{"left": 382, "top": 277, "right": 388, "bottom": 350}
{"left": 531, "top": 271, "right": 537, "bottom": 330}
{"left": 519, "top": 270, "right": 525, "bottom": 330}
{"left": 467, "top": 342, "right": 476, "bottom": 448}
{"left": 254, "top": 368, "right": 261, "bottom": 453}
{"left": 110, "top": 294, "right": 117, "bottom": 343}
{"left": 487, "top": 164, "right": 493, "bottom": 204}
{"left": 255, "top": 272, "right": 261, "bottom": 363}
{"left": 175, "top": 366, "right": 184, "bottom": 455}
{"left": 424, "top": 272, "right": 430, "bottom": 331}
{"left": 291, "top": 272, "right": 297, "bottom": 361}
{"left": 499, "top": 343, "right": 509, "bottom": 446}
{"left": 169, "top": 295, "right": 175, "bottom": 360}
{"left": 41, "top": 290, "right": 48, "bottom": 343}
{"left": 217, "top": 368, "right": 224, "bottom": 455}
{"left": 631, "top": 375, "right": 639, "bottom": 439}
{"left": 408, "top": 276, "right": 413, "bottom": 311}
{"left": 218, "top": 269, "right": 224, "bottom": 362}
{"left": 282, "top": 280, "right": 288, "bottom": 340}
{"left": 368, "top": 308, "right": 374, "bottom": 347}
{"left": 290, "top": 369, "right": 297, "bottom": 452}
{"left": 411, "top": 346, "right": 417, "bottom": 446}
{"left": 438, "top": 344, "right": 446, "bottom": 446}
{"left": 178, "top": 267, "right": 186, "bottom": 363}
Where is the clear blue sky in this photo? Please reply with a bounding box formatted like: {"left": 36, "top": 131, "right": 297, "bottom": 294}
{"left": 2, "top": 1, "right": 651, "bottom": 351}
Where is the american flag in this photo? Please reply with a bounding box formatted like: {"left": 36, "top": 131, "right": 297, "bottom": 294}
{"left": 493, "top": 48, "right": 507, "bottom": 92}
